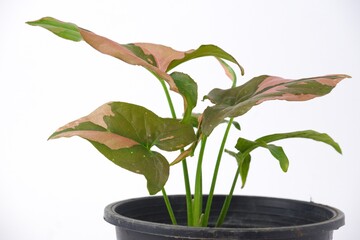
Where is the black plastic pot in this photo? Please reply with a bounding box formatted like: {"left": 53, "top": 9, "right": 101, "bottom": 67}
{"left": 104, "top": 195, "right": 344, "bottom": 240}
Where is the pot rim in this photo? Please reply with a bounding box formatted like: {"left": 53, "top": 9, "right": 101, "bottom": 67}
{"left": 104, "top": 195, "right": 345, "bottom": 237}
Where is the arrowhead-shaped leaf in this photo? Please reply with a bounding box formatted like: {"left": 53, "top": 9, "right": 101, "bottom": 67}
{"left": 232, "top": 137, "right": 289, "bottom": 188}
{"left": 232, "top": 130, "right": 342, "bottom": 188}
{"left": 235, "top": 137, "right": 289, "bottom": 172}
{"left": 202, "top": 74, "right": 350, "bottom": 135}
{"left": 49, "top": 102, "right": 196, "bottom": 194}
{"left": 27, "top": 17, "right": 244, "bottom": 96}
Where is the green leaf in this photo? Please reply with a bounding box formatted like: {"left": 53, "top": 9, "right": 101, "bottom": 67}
{"left": 257, "top": 130, "right": 342, "bottom": 154}
{"left": 235, "top": 137, "right": 255, "bottom": 153}
{"left": 170, "top": 72, "right": 198, "bottom": 123}
{"left": 90, "top": 143, "right": 169, "bottom": 195}
{"left": 225, "top": 149, "right": 251, "bottom": 188}
{"left": 235, "top": 137, "right": 289, "bottom": 175}
{"left": 224, "top": 119, "right": 241, "bottom": 130}
{"left": 263, "top": 144, "right": 289, "bottom": 172}
{"left": 26, "top": 17, "right": 82, "bottom": 41}
{"left": 166, "top": 45, "right": 244, "bottom": 76}
{"left": 239, "top": 154, "right": 251, "bottom": 188}
{"left": 105, "top": 102, "right": 196, "bottom": 151}
{"left": 189, "top": 114, "right": 201, "bottom": 128}
{"left": 201, "top": 74, "right": 350, "bottom": 135}
{"left": 50, "top": 102, "right": 196, "bottom": 151}
{"left": 185, "top": 114, "right": 241, "bottom": 130}
{"left": 231, "top": 129, "right": 342, "bottom": 187}
{"left": 49, "top": 102, "right": 196, "bottom": 194}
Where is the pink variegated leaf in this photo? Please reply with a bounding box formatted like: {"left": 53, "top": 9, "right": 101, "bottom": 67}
{"left": 201, "top": 74, "right": 350, "bottom": 135}
{"left": 132, "top": 43, "right": 244, "bottom": 75}
{"left": 77, "top": 30, "right": 179, "bottom": 92}
{"left": 27, "top": 17, "right": 244, "bottom": 95}
{"left": 49, "top": 102, "right": 196, "bottom": 194}
{"left": 217, "top": 57, "right": 238, "bottom": 87}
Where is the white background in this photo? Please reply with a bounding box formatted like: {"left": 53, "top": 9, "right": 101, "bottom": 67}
{"left": 1, "top": 0, "right": 359, "bottom": 239}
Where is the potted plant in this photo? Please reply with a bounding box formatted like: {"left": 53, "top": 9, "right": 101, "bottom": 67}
{"left": 27, "top": 17, "right": 349, "bottom": 239}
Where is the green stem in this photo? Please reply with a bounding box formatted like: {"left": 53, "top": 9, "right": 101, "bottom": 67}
{"left": 203, "top": 118, "right": 234, "bottom": 226}
{"left": 193, "top": 136, "right": 207, "bottom": 226}
{"left": 215, "top": 165, "right": 240, "bottom": 227}
{"left": 158, "top": 77, "right": 177, "bottom": 119}
{"left": 182, "top": 158, "right": 193, "bottom": 226}
{"left": 212, "top": 70, "right": 239, "bottom": 227}
{"left": 202, "top": 70, "right": 237, "bottom": 227}
{"left": 161, "top": 188, "right": 177, "bottom": 225}
{"left": 157, "top": 75, "right": 193, "bottom": 226}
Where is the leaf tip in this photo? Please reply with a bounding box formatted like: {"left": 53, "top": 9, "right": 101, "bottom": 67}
{"left": 26, "top": 16, "right": 82, "bottom": 42}
{"left": 47, "top": 131, "right": 60, "bottom": 141}
{"left": 25, "top": 20, "right": 34, "bottom": 26}
{"left": 335, "top": 145, "right": 343, "bottom": 155}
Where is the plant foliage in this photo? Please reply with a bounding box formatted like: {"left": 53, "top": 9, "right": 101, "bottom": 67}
{"left": 28, "top": 16, "right": 349, "bottom": 227}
